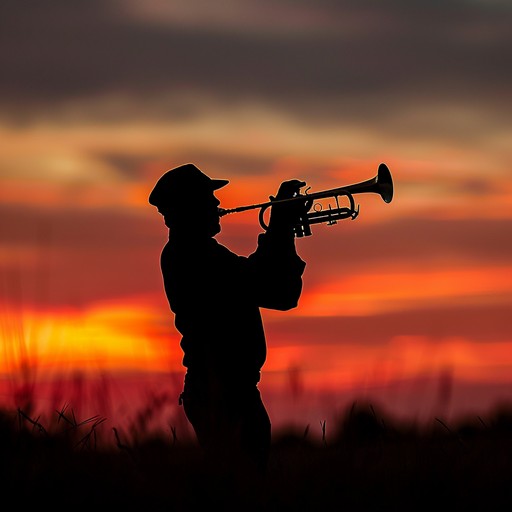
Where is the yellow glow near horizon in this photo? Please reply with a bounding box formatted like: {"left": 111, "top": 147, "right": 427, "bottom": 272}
{"left": 0, "top": 301, "right": 181, "bottom": 376}
{"left": 2, "top": 296, "right": 510, "bottom": 393}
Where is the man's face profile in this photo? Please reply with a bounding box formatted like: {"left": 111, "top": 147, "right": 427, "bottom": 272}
{"left": 164, "top": 189, "right": 222, "bottom": 238}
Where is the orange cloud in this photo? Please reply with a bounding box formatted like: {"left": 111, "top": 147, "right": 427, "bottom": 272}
{"left": 297, "top": 265, "right": 512, "bottom": 316}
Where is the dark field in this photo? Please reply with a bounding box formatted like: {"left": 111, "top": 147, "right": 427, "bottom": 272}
{"left": 2, "top": 401, "right": 512, "bottom": 511}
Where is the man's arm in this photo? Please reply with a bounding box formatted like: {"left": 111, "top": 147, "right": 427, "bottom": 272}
{"left": 248, "top": 180, "right": 307, "bottom": 310}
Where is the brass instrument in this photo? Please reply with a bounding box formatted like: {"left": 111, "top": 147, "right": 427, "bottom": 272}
{"left": 218, "top": 163, "right": 393, "bottom": 237}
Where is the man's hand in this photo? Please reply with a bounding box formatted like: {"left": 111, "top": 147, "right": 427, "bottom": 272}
{"left": 268, "top": 179, "right": 307, "bottom": 232}
{"left": 273, "top": 179, "right": 306, "bottom": 201}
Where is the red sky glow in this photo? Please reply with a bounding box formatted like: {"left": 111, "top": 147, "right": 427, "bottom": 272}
{"left": 1, "top": 0, "right": 511, "bottom": 437}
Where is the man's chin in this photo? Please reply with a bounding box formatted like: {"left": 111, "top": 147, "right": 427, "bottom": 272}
{"left": 208, "top": 222, "right": 221, "bottom": 237}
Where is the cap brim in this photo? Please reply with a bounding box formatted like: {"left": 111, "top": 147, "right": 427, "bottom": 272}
{"left": 212, "top": 179, "right": 229, "bottom": 190}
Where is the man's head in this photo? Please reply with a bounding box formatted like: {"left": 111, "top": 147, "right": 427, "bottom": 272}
{"left": 149, "top": 163, "right": 229, "bottom": 237}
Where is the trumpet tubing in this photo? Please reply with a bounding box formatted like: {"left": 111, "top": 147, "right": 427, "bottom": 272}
{"left": 219, "top": 163, "right": 393, "bottom": 237}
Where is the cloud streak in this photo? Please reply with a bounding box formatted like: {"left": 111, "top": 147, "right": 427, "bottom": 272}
{"left": 1, "top": 0, "right": 511, "bottom": 122}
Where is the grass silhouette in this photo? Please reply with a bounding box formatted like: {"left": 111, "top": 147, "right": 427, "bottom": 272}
{"left": 2, "top": 400, "right": 512, "bottom": 510}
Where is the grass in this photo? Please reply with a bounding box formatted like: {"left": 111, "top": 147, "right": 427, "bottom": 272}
{"left": 2, "top": 400, "right": 512, "bottom": 510}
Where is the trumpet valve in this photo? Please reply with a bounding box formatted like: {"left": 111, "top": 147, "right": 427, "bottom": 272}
{"left": 327, "top": 205, "right": 337, "bottom": 226}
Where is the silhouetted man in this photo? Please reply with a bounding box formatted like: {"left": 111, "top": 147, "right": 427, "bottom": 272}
{"left": 149, "top": 163, "right": 306, "bottom": 488}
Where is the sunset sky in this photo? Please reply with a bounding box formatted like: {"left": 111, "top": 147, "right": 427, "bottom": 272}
{"left": 1, "top": 0, "right": 511, "bottom": 434}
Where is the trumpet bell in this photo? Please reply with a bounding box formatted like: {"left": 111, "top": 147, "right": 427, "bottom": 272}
{"left": 378, "top": 163, "right": 393, "bottom": 203}
{"left": 341, "top": 162, "right": 393, "bottom": 204}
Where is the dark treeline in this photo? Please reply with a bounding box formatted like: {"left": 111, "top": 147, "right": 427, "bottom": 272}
{"left": 2, "top": 401, "right": 512, "bottom": 511}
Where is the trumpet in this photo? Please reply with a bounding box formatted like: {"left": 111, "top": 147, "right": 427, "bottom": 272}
{"left": 218, "top": 163, "right": 393, "bottom": 237}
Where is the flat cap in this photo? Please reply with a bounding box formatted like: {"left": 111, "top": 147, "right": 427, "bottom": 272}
{"left": 149, "top": 163, "right": 229, "bottom": 209}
